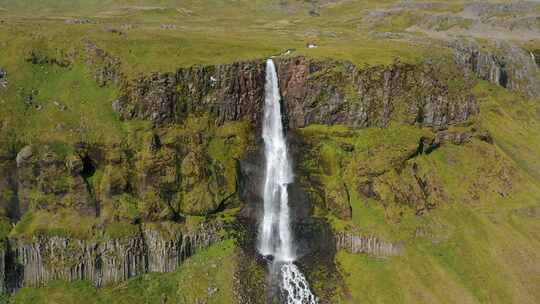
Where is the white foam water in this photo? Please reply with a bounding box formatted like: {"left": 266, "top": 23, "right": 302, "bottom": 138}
{"left": 258, "top": 58, "right": 317, "bottom": 304}
{"left": 281, "top": 263, "right": 317, "bottom": 304}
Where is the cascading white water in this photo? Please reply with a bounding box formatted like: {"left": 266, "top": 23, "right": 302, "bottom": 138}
{"left": 259, "top": 58, "right": 317, "bottom": 304}
{"left": 259, "top": 58, "right": 294, "bottom": 262}
{"left": 281, "top": 264, "right": 318, "bottom": 304}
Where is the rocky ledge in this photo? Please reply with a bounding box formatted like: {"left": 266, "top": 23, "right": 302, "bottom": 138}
{"left": 114, "top": 56, "right": 479, "bottom": 130}
{"left": 0, "top": 223, "right": 221, "bottom": 292}
{"left": 451, "top": 39, "right": 540, "bottom": 97}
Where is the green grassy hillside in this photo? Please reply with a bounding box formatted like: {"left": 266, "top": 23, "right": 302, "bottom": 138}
{"left": 337, "top": 83, "right": 540, "bottom": 303}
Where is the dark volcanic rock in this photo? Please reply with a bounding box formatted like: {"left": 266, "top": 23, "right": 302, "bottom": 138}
{"left": 237, "top": 147, "right": 265, "bottom": 220}
{"left": 0, "top": 133, "right": 19, "bottom": 220}
{"left": 532, "top": 50, "right": 540, "bottom": 68}
{"left": 6, "top": 223, "right": 221, "bottom": 289}
{"left": 115, "top": 60, "right": 266, "bottom": 127}
{"left": 275, "top": 56, "right": 477, "bottom": 129}
{"left": 0, "top": 67, "right": 7, "bottom": 88}
{"left": 451, "top": 39, "right": 540, "bottom": 97}
{"left": 116, "top": 56, "right": 478, "bottom": 130}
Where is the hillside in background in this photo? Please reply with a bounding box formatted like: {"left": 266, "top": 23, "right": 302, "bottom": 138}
{"left": 0, "top": 1, "right": 539, "bottom": 303}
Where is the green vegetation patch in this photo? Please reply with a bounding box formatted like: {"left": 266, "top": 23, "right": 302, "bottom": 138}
{"left": 336, "top": 203, "right": 540, "bottom": 304}
{"left": 10, "top": 209, "right": 98, "bottom": 240}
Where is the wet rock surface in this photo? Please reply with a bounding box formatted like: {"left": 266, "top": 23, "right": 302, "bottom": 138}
{"left": 238, "top": 141, "right": 313, "bottom": 224}
{"left": 237, "top": 132, "right": 340, "bottom": 303}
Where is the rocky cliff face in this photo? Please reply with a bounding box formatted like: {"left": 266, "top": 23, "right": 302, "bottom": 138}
{"left": 8, "top": 115, "right": 247, "bottom": 223}
{"left": 2, "top": 223, "right": 221, "bottom": 290}
{"left": 0, "top": 142, "right": 19, "bottom": 221}
{"left": 275, "top": 56, "right": 478, "bottom": 129}
{"left": 0, "top": 53, "right": 490, "bottom": 296}
{"left": 294, "top": 120, "right": 504, "bottom": 220}
{"left": 451, "top": 39, "right": 540, "bottom": 97}
{"left": 115, "top": 61, "right": 266, "bottom": 127}
{"left": 116, "top": 56, "right": 478, "bottom": 130}
{"left": 0, "top": 117, "right": 246, "bottom": 291}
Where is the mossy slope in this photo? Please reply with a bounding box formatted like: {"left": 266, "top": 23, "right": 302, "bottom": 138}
{"left": 301, "top": 81, "right": 540, "bottom": 304}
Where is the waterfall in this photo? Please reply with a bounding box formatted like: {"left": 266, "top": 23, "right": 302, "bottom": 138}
{"left": 259, "top": 58, "right": 317, "bottom": 304}
{"left": 259, "top": 58, "right": 294, "bottom": 262}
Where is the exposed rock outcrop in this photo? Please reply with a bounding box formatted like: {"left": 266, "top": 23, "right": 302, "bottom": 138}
{"left": 115, "top": 61, "right": 266, "bottom": 127}
{"left": 144, "top": 226, "right": 219, "bottom": 273}
{"left": 5, "top": 223, "right": 221, "bottom": 289}
{"left": 276, "top": 57, "right": 477, "bottom": 129}
{"left": 0, "top": 67, "right": 7, "bottom": 89}
{"left": 84, "top": 41, "right": 123, "bottom": 87}
{"left": 14, "top": 235, "right": 145, "bottom": 288}
{"left": 7, "top": 119, "right": 247, "bottom": 223}
{"left": 0, "top": 115, "right": 249, "bottom": 294}
{"left": 291, "top": 132, "right": 352, "bottom": 221}
{"left": 532, "top": 50, "right": 540, "bottom": 68}
{"left": 417, "top": 128, "right": 493, "bottom": 154}
{"left": 336, "top": 232, "right": 401, "bottom": 257}
{"left": 65, "top": 18, "right": 95, "bottom": 25}
{"left": 26, "top": 50, "right": 73, "bottom": 68}
{"left": 0, "top": 142, "right": 19, "bottom": 221}
{"left": 366, "top": 2, "right": 540, "bottom": 42}
{"left": 0, "top": 127, "right": 243, "bottom": 291}
{"left": 115, "top": 56, "right": 478, "bottom": 130}
{"left": 451, "top": 39, "right": 540, "bottom": 97}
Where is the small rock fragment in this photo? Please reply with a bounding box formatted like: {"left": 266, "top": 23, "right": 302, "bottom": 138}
{"left": 16, "top": 145, "right": 33, "bottom": 167}
{"left": 0, "top": 67, "right": 7, "bottom": 88}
